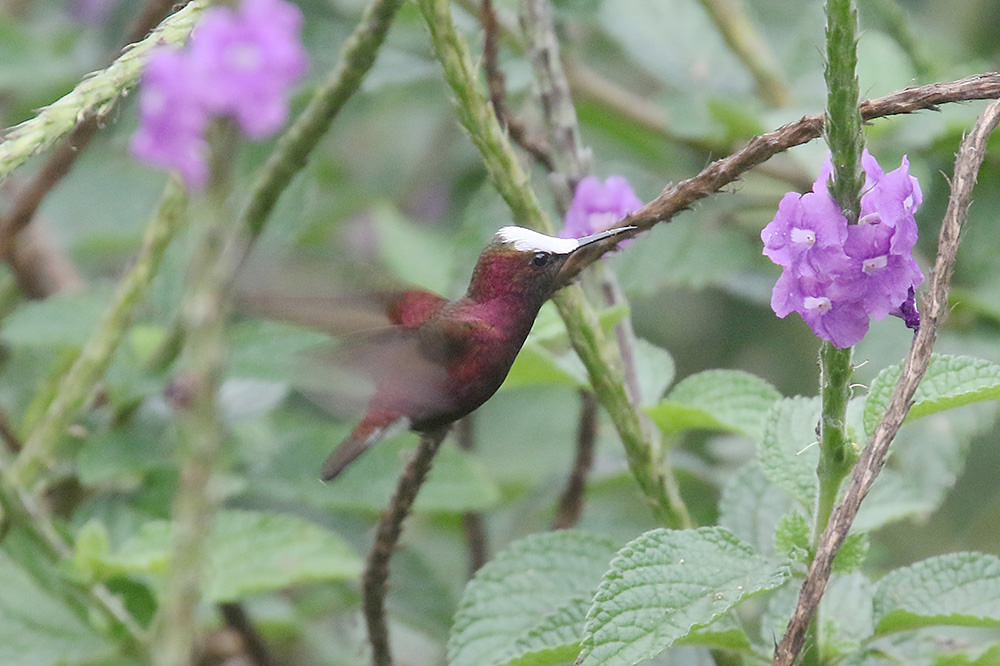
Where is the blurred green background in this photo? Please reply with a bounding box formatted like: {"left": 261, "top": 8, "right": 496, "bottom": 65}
{"left": 2, "top": 0, "right": 1000, "bottom": 664}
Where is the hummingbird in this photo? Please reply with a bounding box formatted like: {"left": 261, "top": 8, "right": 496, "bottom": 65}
{"left": 246, "top": 224, "right": 635, "bottom": 481}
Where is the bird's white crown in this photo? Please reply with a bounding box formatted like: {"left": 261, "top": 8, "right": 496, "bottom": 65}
{"left": 494, "top": 226, "right": 579, "bottom": 254}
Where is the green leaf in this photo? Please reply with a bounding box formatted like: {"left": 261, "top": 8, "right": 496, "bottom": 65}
{"left": 97, "top": 510, "right": 362, "bottom": 602}
{"left": 645, "top": 369, "right": 781, "bottom": 441}
{"left": 448, "top": 530, "right": 618, "bottom": 666}
{"left": 758, "top": 397, "right": 820, "bottom": 507}
{"left": 321, "top": 435, "right": 502, "bottom": 513}
{"left": 774, "top": 511, "right": 810, "bottom": 562}
{"left": 633, "top": 338, "right": 676, "bottom": 406}
{"left": 1, "top": 283, "right": 114, "bottom": 349}
{"left": 833, "top": 533, "right": 870, "bottom": 574}
{"left": 820, "top": 572, "right": 875, "bottom": 655}
{"left": 0, "top": 549, "right": 114, "bottom": 666}
{"left": 496, "top": 596, "right": 592, "bottom": 666}
{"left": 864, "top": 355, "right": 1000, "bottom": 436}
{"left": 579, "top": 526, "right": 789, "bottom": 666}
{"left": 374, "top": 203, "right": 456, "bottom": 294}
{"left": 676, "top": 614, "right": 754, "bottom": 652}
{"left": 873, "top": 552, "right": 1000, "bottom": 635}
{"left": 718, "top": 463, "right": 795, "bottom": 557}
{"left": 501, "top": 340, "right": 587, "bottom": 390}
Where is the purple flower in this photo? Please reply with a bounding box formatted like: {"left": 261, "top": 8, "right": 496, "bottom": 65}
{"left": 130, "top": 49, "right": 211, "bottom": 189}
{"left": 189, "top": 0, "right": 307, "bottom": 138}
{"left": 761, "top": 151, "right": 924, "bottom": 347}
{"left": 561, "top": 175, "right": 643, "bottom": 240}
{"left": 131, "top": 0, "right": 307, "bottom": 188}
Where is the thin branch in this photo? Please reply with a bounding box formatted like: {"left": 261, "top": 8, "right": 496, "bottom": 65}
{"left": 551, "top": 390, "right": 597, "bottom": 530}
{"left": 772, "top": 98, "right": 1000, "bottom": 666}
{"left": 218, "top": 602, "right": 277, "bottom": 666}
{"left": 455, "top": 416, "right": 488, "bottom": 575}
{"left": 561, "top": 73, "right": 1000, "bottom": 272}
{"left": 481, "top": 0, "right": 555, "bottom": 171}
{"left": 0, "top": 405, "right": 23, "bottom": 454}
{"left": 363, "top": 427, "right": 450, "bottom": 666}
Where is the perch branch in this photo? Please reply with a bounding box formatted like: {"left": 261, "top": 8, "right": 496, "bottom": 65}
{"left": 363, "top": 427, "right": 449, "bottom": 666}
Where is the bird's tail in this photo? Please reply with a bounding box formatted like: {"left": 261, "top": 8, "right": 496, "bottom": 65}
{"left": 321, "top": 416, "right": 410, "bottom": 482}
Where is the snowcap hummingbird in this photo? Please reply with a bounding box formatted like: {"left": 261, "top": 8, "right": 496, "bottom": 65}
{"left": 249, "top": 223, "right": 636, "bottom": 481}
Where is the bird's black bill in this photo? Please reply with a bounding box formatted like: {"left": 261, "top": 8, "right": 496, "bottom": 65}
{"left": 574, "top": 225, "right": 637, "bottom": 249}
{"left": 555, "top": 225, "right": 637, "bottom": 287}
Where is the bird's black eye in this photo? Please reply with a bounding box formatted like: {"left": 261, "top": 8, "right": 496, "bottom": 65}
{"left": 531, "top": 252, "right": 551, "bottom": 268}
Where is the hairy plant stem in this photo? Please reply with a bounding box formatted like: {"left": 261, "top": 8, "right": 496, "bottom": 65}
{"left": 797, "top": 3, "right": 865, "bottom": 663}
{"left": 153, "top": 133, "right": 235, "bottom": 666}
{"left": 11, "top": 180, "right": 188, "bottom": 491}
{"left": 815, "top": 0, "right": 861, "bottom": 546}
{"left": 417, "top": 0, "right": 690, "bottom": 528}
{"left": 824, "top": 0, "right": 864, "bottom": 222}
{"left": 815, "top": 343, "right": 854, "bottom": 545}
{"left": 0, "top": 1, "right": 208, "bottom": 184}
{"left": 520, "top": 0, "right": 691, "bottom": 527}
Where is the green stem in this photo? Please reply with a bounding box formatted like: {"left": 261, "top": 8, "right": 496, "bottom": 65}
{"left": 416, "top": 0, "right": 690, "bottom": 527}
{"left": 811, "top": 2, "right": 864, "bottom": 662}
{"left": 239, "top": 0, "right": 406, "bottom": 241}
{"left": 815, "top": 343, "right": 854, "bottom": 543}
{"left": 824, "top": 0, "right": 864, "bottom": 221}
{"left": 11, "top": 179, "right": 188, "bottom": 490}
{"left": 152, "top": 143, "right": 233, "bottom": 666}
{"left": 0, "top": 1, "right": 208, "bottom": 184}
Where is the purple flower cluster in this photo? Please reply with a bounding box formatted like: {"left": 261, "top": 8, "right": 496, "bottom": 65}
{"left": 131, "top": 0, "right": 308, "bottom": 188}
{"left": 761, "top": 151, "right": 924, "bottom": 348}
{"left": 561, "top": 175, "right": 643, "bottom": 241}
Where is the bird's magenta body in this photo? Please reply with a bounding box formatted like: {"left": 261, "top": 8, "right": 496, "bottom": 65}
{"left": 321, "top": 225, "right": 633, "bottom": 480}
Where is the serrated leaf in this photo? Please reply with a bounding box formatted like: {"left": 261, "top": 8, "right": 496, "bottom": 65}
{"left": 676, "top": 614, "right": 753, "bottom": 652}
{"left": 579, "top": 526, "right": 789, "bottom": 666}
{"left": 832, "top": 533, "right": 870, "bottom": 574}
{"left": 774, "top": 512, "right": 810, "bottom": 561}
{"left": 864, "top": 355, "right": 1000, "bottom": 436}
{"left": 645, "top": 369, "right": 781, "bottom": 441}
{"left": 497, "top": 596, "right": 592, "bottom": 666}
{"left": 0, "top": 549, "right": 114, "bottom": 666}
{"left": 758, "top": 397, "right": 820, "bottom": 507}
{"left": 98, "top": 510, "right": 362, "bottom": 602}
{"left": 873, "top": 552, "right": 1000, "bottom": 635}
{"left": 718, "top": 463, "right": 795, "bottom": 557}
{"left": 448, "top": 530, "right": 618, "bottom": 666}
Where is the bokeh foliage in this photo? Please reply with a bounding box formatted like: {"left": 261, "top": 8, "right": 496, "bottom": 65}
{"left": 2, "top": 0, "right": 1000, "bottom": 665}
